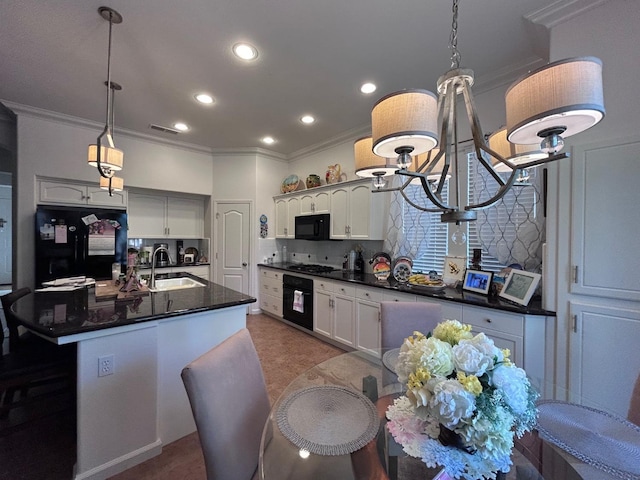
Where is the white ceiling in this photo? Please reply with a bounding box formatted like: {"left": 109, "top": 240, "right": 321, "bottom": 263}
{"left": 0, "top": 0, "right": 592, "bottom": 157}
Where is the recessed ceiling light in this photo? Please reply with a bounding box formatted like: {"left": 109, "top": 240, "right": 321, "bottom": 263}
{"left": 233, "top": 43, "right": 258, "bottom": 61}
{"left": 360, "top": 82, "right": 377, "bottom": 94}
{"left": 195, "top": 93, "right": 214, "bottom": 104}
{"left": 300, "top": 115, "right": 315, "bottom": 124}
{"left": 173, "top": 122, "right": 189, "bottom": 132}
{"left": 261, "top": 136, "right": 275, "bottom": 145}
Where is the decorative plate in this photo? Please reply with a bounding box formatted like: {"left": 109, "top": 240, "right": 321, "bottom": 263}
{"left": 370, "top": 252, "right": 392, "bottom": 280}
{"left": 281, "top": 174, "right": 300, "bottom": 193}
{"left": 392, "top": 256, "right": 413, "bottom": 283}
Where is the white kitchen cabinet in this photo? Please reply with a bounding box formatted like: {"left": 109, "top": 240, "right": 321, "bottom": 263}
{"left": 569, "top": 301, "right": 640, "bottom": 418}
{"left": 570, "top": 137, "right": 640, "bottom": 302}
{"left": 330, "top": 182, "right": 387, "bottom": 240}
{"left": 259, "top": 268, "right": 283, "bottom": 318}
{"left": 38, "top": 179, "right": 127, "bottom": 209}
{"left": 275, "top": 196, "right": 299, "bottom": 238}
{"left": 299, "top": 190, "right": 330, "bottom": 215}
{"left": 382, "top": 290, "right": 416, "bottom": 303}
{"left": 313, "top": 280, "right": 355, "bottom": 347}
{"left": 355, "top": 287, "right": 383, "bottom": 357}
{"left": 128, "top": 192, "right": 204, "bottom": 238}
{"left": 417, "top": 296, "right": 463, "bottom": 320}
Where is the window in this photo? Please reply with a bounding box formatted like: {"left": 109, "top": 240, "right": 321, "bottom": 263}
{"left": 387, "top": 150, "right": 545, "bottom": 276}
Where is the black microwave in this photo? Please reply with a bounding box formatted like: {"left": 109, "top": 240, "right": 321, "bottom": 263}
{"left": 295, "top": 214, "right": 331, "bottom": 241}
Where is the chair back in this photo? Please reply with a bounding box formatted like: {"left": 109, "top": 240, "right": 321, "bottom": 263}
{"left": 380, "top": 301, "right": 442, "bottom": 350}
{"left": 181, "top": 328, "right": 270, "bottom": 480}
{"left": 1, "top": 287, "right": 31, "bottom": 353}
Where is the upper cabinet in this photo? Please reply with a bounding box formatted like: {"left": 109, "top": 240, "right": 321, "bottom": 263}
{"left": 38, "top": 179, "right": 127, "bottom": 209}
{"left": 570, "top": 136, "right": 640, "bottom": 301}
{"left": 128, "top": 192, "right": 205, "bottom": 238}
{"left": 299, "top": 190, "right": 330, "bottom": 215}
{"left": 330, "top": 182, "right": 387, "bottom": 240}
{"left": 275, "top": 196, "right": 299, "bottom": 238}
{"left": 274, "top": 179, "right": 388, "bottom": 240}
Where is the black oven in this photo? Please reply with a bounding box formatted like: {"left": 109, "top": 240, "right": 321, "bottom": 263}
{"left": 282, "top": 274, "right": 314, "bottom": 331}
{"left": 294, "top": 214, "right": 330, "bottom": 241}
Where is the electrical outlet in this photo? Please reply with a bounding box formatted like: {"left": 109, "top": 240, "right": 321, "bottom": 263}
{"left": 98, "top": 354, "right": 115, "bottom": 377}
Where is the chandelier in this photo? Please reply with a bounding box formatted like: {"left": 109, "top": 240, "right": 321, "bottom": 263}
{"left": 357, "top": 0, "right": 605, "bottom": 223}
{"left": 87, "top": 6, "right": 124, "bottom": 196}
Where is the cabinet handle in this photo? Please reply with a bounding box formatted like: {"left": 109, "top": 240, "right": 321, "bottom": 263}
{"left": 365, "top": 293, "right": 369, "bottom": 297}
{"left": 573, "top": 265, "right": 579, "bottom": 284}
{"left": 485, "top": 318, "right": 492, "bottom": 323}
{"left": 572, "top": 314, "right": 578, "bottom": 333}
{"left": 340, "top": 288, "right": 345, "bottom": 292}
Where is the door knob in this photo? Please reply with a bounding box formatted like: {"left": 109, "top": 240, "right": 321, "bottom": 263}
{"left": 242, "top": 262, "right": 247, "bottom": 267}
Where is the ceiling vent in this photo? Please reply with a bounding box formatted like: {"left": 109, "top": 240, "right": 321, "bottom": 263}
{"left": 149, "top": 124, "right": 180, "bottom": 134}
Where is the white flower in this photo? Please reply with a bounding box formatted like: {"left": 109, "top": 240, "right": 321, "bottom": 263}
{"left": 491, "top": 364, "right": 530, "bottom": 414}
{"left": 428, "top": 378, "right": 476, "bottom": 429}
{"left": 459, "top": 406, "right": 515, "bottom": 460}
{"left": 452, "top": 341, "right": 494, "bottom": 377}
{"left": 396, "top": 336, "right": 455, "bottom": 384}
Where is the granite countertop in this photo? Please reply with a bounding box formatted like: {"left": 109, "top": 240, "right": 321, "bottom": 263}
{"left": 260, "top": 262, "right": 555, "bottom": 316}
{"left": 11, "top": 272, "right": 255, "bottom": 338}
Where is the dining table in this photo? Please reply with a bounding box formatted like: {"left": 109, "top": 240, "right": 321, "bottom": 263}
{"left": 258, "top": 349, "right": 640, "bottom": 480}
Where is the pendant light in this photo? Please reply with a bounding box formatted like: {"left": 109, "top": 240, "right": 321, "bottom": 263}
{"left": 87, "top": 6, "right": 124, "bottom": 196}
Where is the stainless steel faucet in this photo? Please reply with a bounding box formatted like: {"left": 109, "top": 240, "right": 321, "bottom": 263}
{"left": 150, "top": 245, "right": 173, "bottom": 289}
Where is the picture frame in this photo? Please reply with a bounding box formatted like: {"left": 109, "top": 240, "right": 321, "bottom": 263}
{"left": 442, "top": 255, "right": 467, "bottom": 286}
{"left": 462, "top": 269, "right": 493, "bottom": 295}
{"left": 499, "top": 269, "right": 541, "bottom": 306}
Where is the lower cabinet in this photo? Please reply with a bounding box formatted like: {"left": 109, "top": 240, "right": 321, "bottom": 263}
{"left": 313, "top": 280, "right": 356, "bottom": 348}
{"left": 259, "top": 268, "right": 283, "bottom": 318}
{"left": 355, "top": 286, "right": 383, "bottom": 357}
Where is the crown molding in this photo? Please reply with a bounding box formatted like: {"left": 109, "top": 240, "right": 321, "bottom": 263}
{"left": 473, "top": 56, "right": 548, "bottom": 94}
{"left": 288, "top": 124, "right": 371, "bottom": 160}
{"left": 1, "top": 100, "right": 215, "bottom": 155}
{"left": 525, "top": 0, "right": 609, "bottom": 28}
{"left": 210, "top": 146, "right": 287, "bottom": 162}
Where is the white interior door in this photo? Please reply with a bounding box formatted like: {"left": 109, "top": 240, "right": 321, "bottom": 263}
{"left": 215, "top": 202, "right": 250, "bottom": 298}
{"left": 0, "top": 185, "right": 12, "bottom": 285}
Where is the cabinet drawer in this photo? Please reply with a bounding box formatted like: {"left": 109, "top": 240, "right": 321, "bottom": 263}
{"left": 382, "top": 291, "right": 416, "bottom": 303}
{"left": 356, "top": 286, "right": 383, "bottom": 303}
{"left": 264, "top": 277, "right": 282, "bottom": 297}
{"left": 314, "top": 280, "right": 334, "bottom": 293}
{"left": 260, "top": 293, "right": 282, "bottom": 317}
{"left": 334, "top": 283, "right": 355, "bottom": 298}
{"left": 261, "top": 268, "right": 282, "bottom": 281}
{"left": 462, "top": 306, "right": 524, "bottom": 337}
{"left": 417, "top": 297, "right": 463, "bottom": 321}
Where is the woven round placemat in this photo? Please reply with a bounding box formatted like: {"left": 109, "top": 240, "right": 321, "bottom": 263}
{"left": 276, "top": 385, "right": 380, "bottom": 456}
{"left": 536, "top": 400, "right": 640, "bottom": 480}
{"left": 382, "top": 348, "right": 400, "bottom": 373}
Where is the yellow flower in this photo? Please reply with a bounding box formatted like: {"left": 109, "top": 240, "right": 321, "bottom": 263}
{"left": 407, "top": 367, "right": 431, "bottom": 390}
{"left": 501, "top": 348, "right": 512, "bottom": 366}
{"left": 433, "top": 319, "right": 473, "bottom": 345}
{"left": 457, "top": 371, "right": 483, "bottom": 396}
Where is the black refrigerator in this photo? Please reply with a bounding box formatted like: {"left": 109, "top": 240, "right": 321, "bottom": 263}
{"left": 35, "top": 205, "right": 128, "bottom": 287}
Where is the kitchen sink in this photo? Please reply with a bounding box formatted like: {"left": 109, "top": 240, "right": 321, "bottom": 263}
{"left": 148, "top": 277, "right": 206, "bottom": 292}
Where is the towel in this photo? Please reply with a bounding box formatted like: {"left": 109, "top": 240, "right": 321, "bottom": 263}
{"left": 293, "top": 290, "right": 304, "bottom": 313}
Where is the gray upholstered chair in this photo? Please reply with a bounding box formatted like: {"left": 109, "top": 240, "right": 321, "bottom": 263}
{"left": 181, "top": 328, "right": 270, "bottom": 480}
{"left": 629, "top": 371, "right": 640, "bottom": 426}
{"left": 379, "top": 301, "right": 442, "bottom": 480}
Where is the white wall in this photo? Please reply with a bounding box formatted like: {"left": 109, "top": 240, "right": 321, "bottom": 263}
{"left": 15, "top": 111, "right": 214, "bottom": 288}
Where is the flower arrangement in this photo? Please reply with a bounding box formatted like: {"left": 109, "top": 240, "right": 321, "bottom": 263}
{"left": 386, "top": 320, "right": 539, "bottom": 479}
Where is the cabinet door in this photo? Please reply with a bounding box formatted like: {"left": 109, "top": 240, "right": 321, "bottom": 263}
{"left": 299, "top": 194, "right": 315, "bottom": 215}
{"left": 286, "top": 197, "right": 300, "bottom": 238}
{"left": 167, "top": 196, "right": 204, "bottom": 238}
{"left": 313, "top": 191, "right": 330, "bottom": 214}
{"left": 39, "top": 181, "right": 87, "bottom": 205}
{"left": 356, "top": 299, "right": 381, "bottom": 356}
{"left": 330, "top": 187, "right": 349, "bottom": 239}
{"left": 570, "top": 137, "right": 640, "bottom": 301}
{"left": 128, "top": 193, "right": 167, "bottom": 237}
{"left": 314, "top": 289, "right": 333, "bottom": 338}
{"left": 275, "top": 199, "right": 288, "bottom": 238}
{"left": 569, "top": 301, "right": 640, "bottom": 418}
{"left": 333, "top": 293, "right": 355, "bottom": 347}
{"left": 348, "top": 183, "right": 373, "bottom": 239}
{"left": 87, "top": 186, "right": 127, "bottom": 208}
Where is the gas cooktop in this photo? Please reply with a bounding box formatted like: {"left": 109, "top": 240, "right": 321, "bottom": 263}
{"left": 287, "top": 264, "right": 336, "bottom": 274}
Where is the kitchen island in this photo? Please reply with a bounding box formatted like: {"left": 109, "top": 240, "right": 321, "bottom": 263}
{"left": 11, "top": 273, "right": 255, "bottom": 480}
